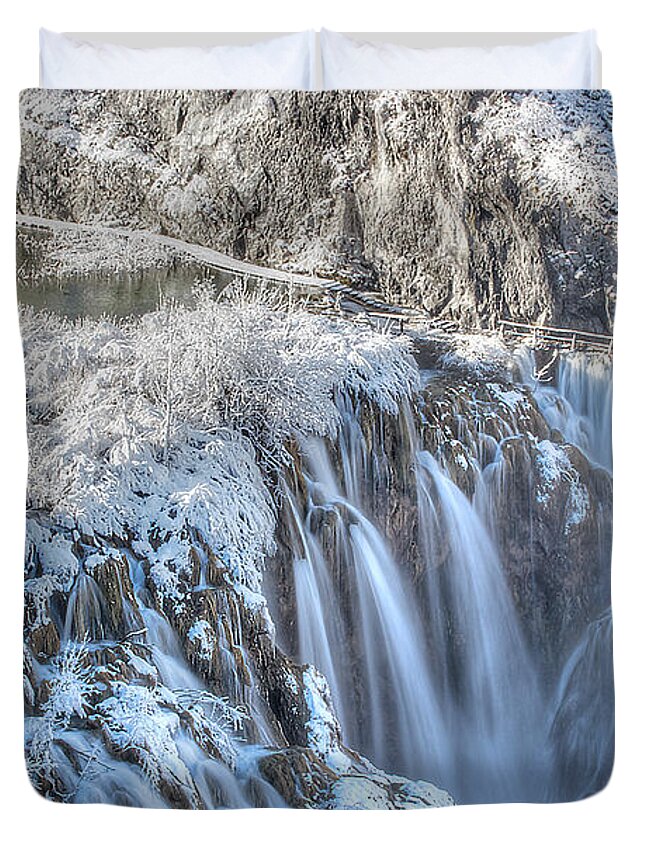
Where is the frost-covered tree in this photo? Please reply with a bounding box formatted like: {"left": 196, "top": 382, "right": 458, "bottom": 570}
{"left": 22, "top": 283, "right": 418, "bottom": 599}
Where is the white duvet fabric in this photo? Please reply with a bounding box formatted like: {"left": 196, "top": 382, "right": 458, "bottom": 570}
{"left": 39, "top": 29, "right": 317, "bottom": 90}
{"left": 320, "top": 30, "right": 600, "bottom": 90}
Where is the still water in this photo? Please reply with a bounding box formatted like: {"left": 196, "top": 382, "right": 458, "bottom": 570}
{"left": 17, "top": 227, "right": 234, "bottom": 319}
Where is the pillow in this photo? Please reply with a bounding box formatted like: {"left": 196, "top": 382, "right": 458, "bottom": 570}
{"left": 320, "top": 30, "right": 600, "bottom": 90}
{"left": 40, "top": 29, "right": 316, "bottom": 90}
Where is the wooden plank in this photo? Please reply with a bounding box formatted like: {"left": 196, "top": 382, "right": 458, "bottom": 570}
{"left": 499, "top": 319, "right": 612, "bottom": 343}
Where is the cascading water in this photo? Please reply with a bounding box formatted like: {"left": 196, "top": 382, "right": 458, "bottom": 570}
{"left": 284, "top": 428, "right": 448, "bottom": 782}
{"left": 31, "top": 345, "right": 613, "bottom": 807}
{"left": 415, "top": 449, "right": 547, "bottom": 802}
{"left": 280, "top": 393, "right": 552, "bottom": 803}
{"left": 63, "top": 571, "right": 108, "bottom": 642}
{"left": 287, "top": 491, "right": 351, "bottom": 734}
{"left": 516, "top": 347, "right": 612, "bottom": 470}
{"left": 55, "top": 552, "right": 287, "bottom": 808}
{"left": 547, "top": 610, "right": 614, "bottom": 800}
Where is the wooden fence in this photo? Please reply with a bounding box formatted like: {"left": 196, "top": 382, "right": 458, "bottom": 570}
{"left": 499, "top": 320, "right": 612, "bottom": 354}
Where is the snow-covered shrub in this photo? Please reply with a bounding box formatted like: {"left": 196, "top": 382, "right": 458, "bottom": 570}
{"left": 24, "top": 519, "right": 79, "bottom": 592}
{"left": 43, "top": 641, "right": 94, "bottom": 725}
{"left": 21, "top": 284, "right": 418, "bottom": 593}
{"left": 438, "top": 332, "right": 511, "bottom": 381}
{"left": 96, "top": 682, "right": 246, "bottom": 796}
{"left": 97, "top": 683, "right": 195, "bottom": 796}
{"left": 25, "top": 641, "right": 94, "bottom": 792}
{"left": 170, "top": 687, "right": 247, "bottom": 767}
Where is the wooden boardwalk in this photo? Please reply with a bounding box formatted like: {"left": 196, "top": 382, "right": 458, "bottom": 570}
{"left": 17, "top": 214, "right": 426, "bottom": 326}
{"left": 17, "top": 216, "right": 612, "bottom": 353}
{"left": 499, "top": 319, "right": 612, "bottom": 355}
{"left": 17, "top": 214, "right": 336, "bottom": 292}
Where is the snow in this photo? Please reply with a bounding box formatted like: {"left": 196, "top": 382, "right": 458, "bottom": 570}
{"left": 123, "top": 648, "right": 158, "bottom": 679}
{"left": 98, "top": 683, "right": 195, "bottom": 795}
{"left": 535, "top": 440, "right": 571, "bottom": 502}
{"left": 21, "top": 286, "right": 418, "bottom": 607}
{"left": 148, "top": 560, "right": 185, "bottom": 613}
{"left": 535, "top": 439, "right": 590, "bottom": 531}
{"left": 24, "top": 575, "right": 62, "bottom": 628}
{"left": 439, "top": 333, "right": 510, "bottom": 380}
{"left": 454, "top": 451, "right": 469, "bottom": 471}
{"left": 489, "top": 383, "right": 527, "bottom": 412}
{"left": 331, "top": 775, "right": 395, "bottom": 809}
{"left": 302, "top": 665, "right": 341, "bottom": 758}
{"left": 187, "top": 620, "right": 216, "bottom": 661}
{"left": 330, "top": 769, "right": 454, "bottom": 810}
{"left": 25, "top": 519, "right": 78, "bottom": 591}
{"left": 566, "top": 481, "right": 591, "bottom": 533}
{"left": 20, "top": 280, "right": 452, "bottom": 807}
{"left": 44, "top": 643, "right": 93, "bottom": 725}
{"left": 25, "top": 641, "right": 96, "bottom": 792}
{"left": 473, "top": 93, "right": 616, "bottom": 229}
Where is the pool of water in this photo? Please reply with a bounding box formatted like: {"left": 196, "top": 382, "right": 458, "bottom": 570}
{"left": 17, "top": 227, "right": 235, "bottom": 320}
{"left": 17, "top": 264, "right": 234, "bottom": 320}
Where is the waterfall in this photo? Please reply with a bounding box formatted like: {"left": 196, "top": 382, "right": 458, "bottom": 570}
{"left": 280, "top": 395, "right": 551, "bottom": 802}
{"left": 55, "top": 552, "right": 285, "bottom": 807}
{"left": 285, "top": 430, "right": 448, "bottom": 782}
{"left": 416, "top": 450, "right": 547, "bottom": 802}
{"left": 516, "top": 347, "right": 612, "bottom": 470}
{"left": 63, "top": 572, "right": 107, "bottom": 642}
{"left": 557, "top": 354, "right": 612, "bottom": 470}
{"left": 347, "top": 516, "right": 447, "bottom": 778}
{"left": 547, "top": 611, "right": 614, "bottom": 801}
{"left": 34, "top": 353, "right": 612, "bottom": 806}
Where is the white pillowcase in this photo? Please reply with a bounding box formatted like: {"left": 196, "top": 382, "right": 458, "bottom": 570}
{"left": 321, "top": 30, "right": 600, "bottom": 90}
{"left": 40, "top": 29, "right": 316, "bottom": 90}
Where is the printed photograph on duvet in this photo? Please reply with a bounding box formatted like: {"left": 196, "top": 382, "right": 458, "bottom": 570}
{"left": 17, "top": 89, "right": 615, "bottom": 808}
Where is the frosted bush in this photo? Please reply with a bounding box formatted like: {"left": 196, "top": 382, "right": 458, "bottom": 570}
{"left": 97, "top": 682, "right": 245, "bottom": 792}
{"left": 25, "top": 641, "right": 94, "bottom": 791}
{"left": 24, "top": 574, "right": 62, "bottom": 629}
{"left": 43, "top": 642, "right": 94, "bottom": 725}
{"left": 98, "top": 683, "right": 194, "bottom": 795}
{"left": 25, "top": 519, "right": 78, "bottom": 591}
{"left": 170, "top": 687, "right": 247, "bottom": 767}
{"left": 439, "top": 333, "right": 511, "bottom": 380}
{"left": 21, "top": 285, "right": 418, "bottom": 591}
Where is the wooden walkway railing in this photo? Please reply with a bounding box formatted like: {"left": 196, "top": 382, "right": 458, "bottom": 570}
{"left": 17, "top": 216, "right": 613, "bottom": 354}
{"left": 17, "top": 214, "right": 435, "bottom": 330}
{"left": 499, "top": 320, "right": 612, "bottom": 354}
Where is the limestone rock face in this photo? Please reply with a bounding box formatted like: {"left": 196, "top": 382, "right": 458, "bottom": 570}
{"left": 257, "top": 748, "right": 455, "bottom": 809}
{"left": 258, "top": 749, "right": 337, "bottom": 808}
{"left": 18, "top": 89, "right": 616, "bottom": 332}
{"left": 484, "top": 437, "right": 612, "bottom": 675}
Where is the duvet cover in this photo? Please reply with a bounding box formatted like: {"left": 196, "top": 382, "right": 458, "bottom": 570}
{"left": 18, "top": 89, "right": 616, "bottom": 808}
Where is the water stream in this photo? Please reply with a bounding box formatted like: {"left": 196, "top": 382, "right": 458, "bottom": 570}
{"left": 276, "top": 357, "right": 612, "bottom": 803}
{"left": 516, "top": 347, "right": 613, "bottom": 470}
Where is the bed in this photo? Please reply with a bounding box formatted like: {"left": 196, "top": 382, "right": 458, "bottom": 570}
{"left": 18, "top": 30, "right": 615, "bottom": 809}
